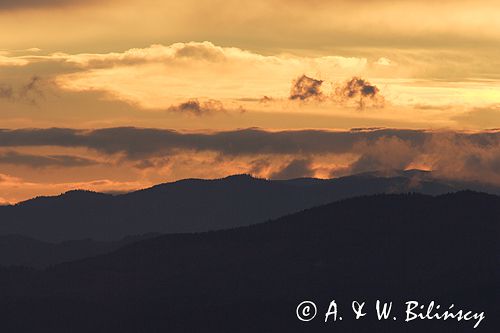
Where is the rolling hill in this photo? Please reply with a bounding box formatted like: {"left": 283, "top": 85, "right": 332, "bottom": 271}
{"left": 0, "top": 233, "right": 159, "bottom": 267}
{"left": 0, "top": 192, "right": 497, "bottom": 332}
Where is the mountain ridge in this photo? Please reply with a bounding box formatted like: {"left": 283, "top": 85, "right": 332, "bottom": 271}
{"left": 1, "top": 170, "right": 499, "bottom": 242}
{"left": 0, "top": 169, "right": 476, "bottom": 207}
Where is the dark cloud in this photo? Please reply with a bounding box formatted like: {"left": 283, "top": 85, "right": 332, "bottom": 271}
{"left": 464, "top": 153, "right": 500, "bottom": 175}
{"left": 0, "top": 127, "right": 418, "bottom": 161}
{"left": 334, "top": 77, "right": 384, "bottom": 109}
{"left": 167, "top": 99, "right": 225, "bottom": 116}
{"left": 350, "top": 127, "right": 386, "bottom": 132}
{"left": 270, "top": 159, "right": 314, "bottom": 180}
{"left": 289, "top": 75, "right": 324, "bottom": 101}
{"left": 0, "top": 127, "right": 499, "bottom": 183}
{"left": 288, "top": 75, "right": 385, "bottom": 109}
{"left": 0, "top": 151, "right": 98, "bottom": 168}
{"left": 0, "top": 127, "right": 472, "bottom": 159}
{"left": 0, "top": 0, "right": 90, "bottom": 10}
{"left": 0, "top": 127, "right": 474, "bottom": 159}
{"left": 346, "top": 136, "right": 416, "bottom": 174}
{"left": 0, "top": 76, "right": 44, "bottom": 105}
{"left": 340, "top": 133, "right": 500, "bottom": 184}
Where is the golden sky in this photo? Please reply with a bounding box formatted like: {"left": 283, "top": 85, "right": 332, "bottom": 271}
{"left": 0, "top": 0, "right": 499, "bottom": 202}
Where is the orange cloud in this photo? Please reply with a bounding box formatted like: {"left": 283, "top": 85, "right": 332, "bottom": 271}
{"left": 0, "top": 127, "right": 500, "bottom": 203}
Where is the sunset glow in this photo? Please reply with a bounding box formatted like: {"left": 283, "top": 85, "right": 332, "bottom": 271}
{"left": 1, "top": 0, "right": 499, "bottom": 202}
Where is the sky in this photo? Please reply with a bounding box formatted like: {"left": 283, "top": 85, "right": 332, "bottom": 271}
{"left": 0, "top": 0, "right": 500, "bottom": 203}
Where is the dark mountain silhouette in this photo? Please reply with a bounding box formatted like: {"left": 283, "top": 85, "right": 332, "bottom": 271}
{"left": 0, "top": 233, "right": 159, "bottom": 268}
{"left": 0, "top": 170, "right": 499, "bottom": 242}
{"left": 0, "top": 192, "right": 497, "bottom": 332}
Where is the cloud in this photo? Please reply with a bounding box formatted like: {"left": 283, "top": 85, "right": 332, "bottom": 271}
{"left": 0, "top": 0, "right": 95, "bottom": 10}
{"left": 0, "top": 41, "right": 496, "bottom": 115}
{"left": 452, "top": 105, "right": 500, "bottom": 129}
{"left": 48, "top": 42, "right": 366, "bottom": 70}
{"left": 270, "top": 159, "right": 314, "bottom": 179}
{"left": 337, "top": 131, "right": 500, "bottom": 184}
{"left": 0, "top": 127, "right": 499, "bottom": 184}
{"left": 333, "top": 77, "right": 385, "bottom": 109}
{"left": 0, "top": 127, "right": 430, "bottom": 159}
{"left": 0, "top": 76, "right": 45, "bottom": 105}
{"left": 0, "top": 55, "right": 29, "bottom": 66}
{"left": 287, "top": 74, "right": 385, "bottom": 110}
{"left": 0, "top": 127, "right": 500, "bottom": 201}
{"left": 0, "top": 151, "right": 98, "bottom": 168}
{"left": 374, "top": 57, "right": 393, "bottom": 66}
{"left": 348, "top": 136, "right": 417, "bottom": 174}
{"left": 289, "top": 75, "right": 324, "bottom": 101}
{"left": 167, "top": 99, "right": 225, "bottom": 116}
{"left": 0, "top": 42, "right": 366, "bottom": 109}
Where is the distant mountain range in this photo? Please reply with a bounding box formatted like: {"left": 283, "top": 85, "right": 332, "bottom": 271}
{"left": 1, "top": 169, "right": 499, "bottom": 242}
{"left": 0, "top": 233, "right": 159, "bottom": 268}
{"left": 0, "top": 192, "right": 497, "bottom": 332}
